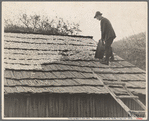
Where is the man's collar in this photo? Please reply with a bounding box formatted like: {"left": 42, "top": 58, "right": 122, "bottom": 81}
{"left": 101, "top": 17, "right": 104, "bottom": 21}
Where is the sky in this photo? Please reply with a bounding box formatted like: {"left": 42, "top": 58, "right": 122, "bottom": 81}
{"left": 2, "top": 2, "right": 147, "bottom": 41}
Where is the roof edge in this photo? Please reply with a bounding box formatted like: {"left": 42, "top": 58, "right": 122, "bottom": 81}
{"left": 4, "top": 31, "right": 93, "bottom": 39}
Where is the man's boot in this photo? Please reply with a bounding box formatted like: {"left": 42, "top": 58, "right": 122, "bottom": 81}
{"left": 100, "top": 60, "right": 109, "bottom": 65}
{"left": 109, "top": 55, "right": 114, "bottom": 61}
{"left": 100, "top": 57, "right": 109, "bottom": 65}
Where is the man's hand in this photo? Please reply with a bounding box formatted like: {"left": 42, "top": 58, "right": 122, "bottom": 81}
{"left": 101, "top": 39, "right": 105, "bottom": 46}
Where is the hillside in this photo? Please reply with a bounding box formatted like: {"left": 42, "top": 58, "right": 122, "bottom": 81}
{"left": 112, "top": 32, "right": 146, "bottom": 70}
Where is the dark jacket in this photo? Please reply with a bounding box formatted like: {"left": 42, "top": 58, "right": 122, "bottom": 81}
{"left": 100, "top": 17, "right": 116, "bottom": 41}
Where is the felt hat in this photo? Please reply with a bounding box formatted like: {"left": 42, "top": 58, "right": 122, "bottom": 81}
{"left": 94, "top": 11, "right": 102, "bottom": 18}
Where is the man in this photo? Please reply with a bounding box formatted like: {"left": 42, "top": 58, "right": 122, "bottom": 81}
{"left": 94, "top": 11, "right": 116, "bottom": 65}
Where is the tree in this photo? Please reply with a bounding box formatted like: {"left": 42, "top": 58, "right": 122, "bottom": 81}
{"left": 19, "top": 14, "right": 30, "bottom": 29}
{"left": 30, "top": 15, "right": 40, "bottom": 32}
{"left": 4, "top": 13, "right": 82, "bottom": 36}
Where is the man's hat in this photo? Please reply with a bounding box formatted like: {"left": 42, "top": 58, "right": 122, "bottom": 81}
{"left": 94, "top": 11, "right": 102, "bottom": 18}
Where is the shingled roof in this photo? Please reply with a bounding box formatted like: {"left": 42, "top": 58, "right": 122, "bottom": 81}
{"left": 4, "top": 33, "right": 146, "bottom": 95}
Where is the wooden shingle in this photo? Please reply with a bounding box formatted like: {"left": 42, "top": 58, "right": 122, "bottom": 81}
{"left": 4, "top": 33, "right": 146, "bottom": 95}
{"left": 73, "top": 79, "right": 102, "bottom": 86}
{"left": 80, "top": 72, "right": 95, "bottom": 78}
{"left": 59, "top": 64, "right": 72, "bottom": 70}
{"left": 70, "top": 71, "right": 85, "bottom": 78}
{"left": 13, "top": 71, "right": 23, "bottom": 79}
{"left": 13, "top": 80, "right": 22, "bottom": 86}
{"left": 16, "top": 86, "right": 26, "bottom": 93}
{"left": 5, "top": 87, "right": 13, "bottom": 93}
{"left": 4, "top": 70, "right": 12, "bottom": 78}
{"left": 62, "top": 71, "right": 76, "bottom": 78}
{"left": 44, "top": 72, "right": 57, "bottom": 79}
{"left": 20, "top": 80, "right": 29, "bottom": 86}
{"left": 52, "top": 72, "right": 66, "bottom": 79}
{"left": 30, "top": 72, "right": 45, "bottom": 78}
{"left": 118, "top": 61, "right": 135, "bottom": 67}
{"left": 109, "top": 62, "right": 123, "bottom": 68}
{"left": 4, "top": 78, "right": 8, "bottom": 86}
{"left": 6, "top": 79, "right": 15, "bottom": 86}
{"left": 126, "top": 81, "right": 146, "bottom": 88}
{"left": 136, "top": 74, "right": 146, "bottom": 80}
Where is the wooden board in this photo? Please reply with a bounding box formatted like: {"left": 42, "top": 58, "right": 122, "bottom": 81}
{"left": 129, "top": 74, "right": 146, "bottom": 81}
{"left": 44, "top": 72, "right": 57, "bottom": 79}
{"left": 91, "top": 86, "right": 108, "bottom": 94}
{"left": 4, "top": 63, "right": 42, "bottom": 70}
{"left": 113, "top": 55, "right": 124, "bottom": 61}
{"left": 6, "top": 64, "right": 143, "bottom": 75}
{"left": 136, "top": 74, "right": 146, "bottom": 80}
{"left": 4, "top": 33, "right": 96, "bottom": 46}
{"left": 4, "top": 42, "right": 95, "bottom": 51}
{"left": 97, "top": 74, "right": 117, "bottom": 81}
{"left": 20, "top": 80, "right": 30, "bottom": 85}
{"left": 4, "top": 54, "right": 60, "bottom": 60}
{"left": 118, "top": 61, "right": 135, "bottom": 67}
{"left": 5, "top": 38, "right": 96, "bottom": 47}
{"left": 77, "top": 61, "right": 92, "bottom": 67}
{"left": 62, "top": 71, "right": 76, "bottom": 78}
{"left": 73, "top": 79, "right": 103, "bottom": 85}
{"left": 5, "top": 78, "right": 104, "bottom": 87}
{"left": 51, "top": 72, "right": 66, "bottom": 78}
{"left": 80, "top": 66, "right": 92, "bottom": 72}
{"left": 6, "top": 79, "right": 16, "bottom": 86}
{"left": 4, "top": 70, "right": 13, "bottom": 78}
{"left": 92, "top": 68, "right": 113, "bottom": 73}
{"left": 5, "top": 87, "right": 13, "bottom": 93}
{"left": 16, "top": 86, "right": 26, "bottom": 92}
{"left": 4, "top": 82, "right": 146, "bottom": 94}
{"left": 113, "top": 74, "right": 146, "bottom": 81}
{"left": 109, "top": 61, "right": 124, "bottom": 68}
{"left": 70, "top": 71, "right": 85, "bottom": 78}
{"left": 4, "top": 70, "right": 15, "bottom": 78}
{"left": 4, "top": 33, "right": 95, "bottom": 43}
{"left": 21, "top": 71, "right": 32, "bottom": 78}
{"left": 4, "top": 33, "right": 146, "bottom": 96}
{"left": 4, "top": 49, "right": 58, "bottom": 55}
{"left": 62, "top": 79, "right": 79, "bottom": 85}
{"left": 112, "top": 67, "right": 145, "bottom": 74}
{"left": 13, "top": 71, "right": 23, "bottom": 79}
{"left": 92, "top": 61, "right": 109, "bottom": 68}
{"left": 126, "top": 81, "right": 146, "bottom": 88}
{"left": 128, "top": 88, "right": 146, "bottom": 95}
{"left": 4, "top": 78, "right": 8, "bottom": 86}
{"left": 5, "top": 71, "right": 59, "bottom": 80}
{"left": 57, "top": 64, "right": 71, "bottom": 70}
{"left": 4, "top": 36, "right": 64, "bottom": 44}
{"left": 29, "top": 72, "right": 45, "bottom": 78}
{"left": 4, "top": 59, "right": 60, "bottom": 65}
{"left": 80, "top": 72, "right": 95, "bottom": 78}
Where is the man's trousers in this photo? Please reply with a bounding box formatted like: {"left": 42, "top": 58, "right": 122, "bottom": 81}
{"left": 104, "top": 38, "right": 114, "bottom": 61}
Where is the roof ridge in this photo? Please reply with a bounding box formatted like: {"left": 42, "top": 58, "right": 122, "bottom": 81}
{"left": 4, "top": 32, "right": 93, "bottom": 39}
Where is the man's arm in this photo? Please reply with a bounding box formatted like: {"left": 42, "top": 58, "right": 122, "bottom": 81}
{"left": 101, "top": 19, "right": 106, "bottom": 41}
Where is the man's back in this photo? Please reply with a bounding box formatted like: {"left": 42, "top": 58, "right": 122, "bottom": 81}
{"left": 101, "top": 17, "right": 116, "bottom": 40}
